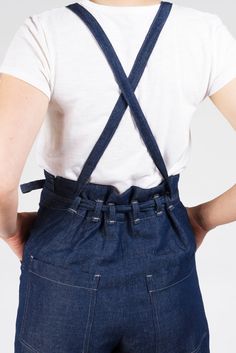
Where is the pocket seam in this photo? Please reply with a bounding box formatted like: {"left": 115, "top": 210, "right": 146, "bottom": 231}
{"left": 18, "top": 336, "right": 39, "bottom": 353}
{"left": 82, "top": 288, "right": 98, "bottom": 353}
{"left": 29, "top": 268, "right": 98, "bottom": 291}
{"left": 149, "top": 264, "right": 195, "bottom": 292}
{"left": 28, "top": 256, "right": 99, "bottom": 289}
{"left": 19, "top": 276, "right": 32, "bottom": 347}
{"left": 24, "top": 207, "right": 77, "bottom": 261}
{"left": 182, "top": 205, "right": 197, "bottom": 253}
{"left": 165, "top": 205, "right": 187, "bottom": 252}
{"left": 190, "top": 330, "right": 208, "bottom": 353}
{"left": 168, "top": 202, "right": 197, "bottom": 253}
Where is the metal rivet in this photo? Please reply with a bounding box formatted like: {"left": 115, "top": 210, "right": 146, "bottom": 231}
{"left": 106, "top": 219, "right": 116, "bottom": 224}
{"left": 92, "top": 216, "right": 100, "bottom": 222}
{"left": 134, "top": 218, "right": 141, "bottom": 224}
{"left": 68, "top": 208, "right": 78, "bottom": 214}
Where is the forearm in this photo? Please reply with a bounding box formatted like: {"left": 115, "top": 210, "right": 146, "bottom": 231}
{"left": 0, "top": 189, "right": 18, "bottom": 239}
{"left": 197, "top": 183, "right": 236, "bottom": 231}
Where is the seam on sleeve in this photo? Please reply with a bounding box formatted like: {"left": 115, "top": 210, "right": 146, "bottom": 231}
{"left": 0, "top": 66, "right": 51, "bottom": 99}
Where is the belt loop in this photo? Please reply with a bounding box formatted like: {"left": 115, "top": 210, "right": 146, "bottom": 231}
{"left": 92, "top": 199, "right": 104, "bottom": 222}
{"left": 153, "top": 193, "right": 163, "bottom": 216}
{"left": 68, "top": 195, "right": 82, "bottom": 214}
{"left": 105, "top": 202, "right": 117, "bottom": 224}
{"left": 104, "top": 202, "right": 117, "bottom": 238}
{"left": 44, "top": 169, "right": 55, "bottom": 192}
{"left": 129, "top": 200, "right": 142, "bottom": 236}
{"left": 131, "top": 200, "right": 141, "bottom": 224}
{"left": 164, "top": 191, "right": 174, "bottom": 211}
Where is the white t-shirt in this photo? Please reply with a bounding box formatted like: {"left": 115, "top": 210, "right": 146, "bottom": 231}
{"left": 1, "top": 0, "right": 236, "bottom": 194}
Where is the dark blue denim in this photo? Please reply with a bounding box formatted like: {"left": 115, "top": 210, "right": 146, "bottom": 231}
{"left": 14, "top": 1, "right": 210, "bottom": 352}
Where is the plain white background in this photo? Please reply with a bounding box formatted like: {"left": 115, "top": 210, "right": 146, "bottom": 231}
{"left": 0, "top": 1, "right": 236, "bottom": 352}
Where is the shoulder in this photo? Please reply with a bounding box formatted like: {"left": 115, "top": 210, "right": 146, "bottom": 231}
{"left": 24, "top": 3, "right": 225, "bottom": 40}
{"left": 24, "top": 5, "right": 78, "bottom": 31}
{"left": 29, "top": 3, "right": 223, "bottom": 28}
{"left": 170, "top": 3, "right": 223, "bottom": 31}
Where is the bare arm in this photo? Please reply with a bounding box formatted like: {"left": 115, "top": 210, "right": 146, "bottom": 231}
{"left": 195, "top": 77, "right": 236, "bottom": 233}
{"left": 0, "top": 73, "right": 49, "bottom": 239}
{"left": 195, "top": 183, "right": 236, "bottom": 232}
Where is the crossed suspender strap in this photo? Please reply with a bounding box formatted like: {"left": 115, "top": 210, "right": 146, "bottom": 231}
{"left": 66, "top": 1, "right": 173, "bottom": 196}
{"left": 20, "top": 1, "right": 173, "bottom": 197}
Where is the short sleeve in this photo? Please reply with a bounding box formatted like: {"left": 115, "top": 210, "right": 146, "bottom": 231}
{"left": 0, "top": 14, "right": 53, "bottom": 100}
{"left": 206, "top": 15, "right": 236, "bottom": 97}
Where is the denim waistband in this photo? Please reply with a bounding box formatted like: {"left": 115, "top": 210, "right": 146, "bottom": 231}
{"left": 37, "top": 170, "right": 181, "bottom": 219}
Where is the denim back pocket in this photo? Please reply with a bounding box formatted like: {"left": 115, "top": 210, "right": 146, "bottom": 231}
{"left": 145, "top": 262, "right": 210, "bottom": 353}
{"left": 19, "top": 255, "right": 101, "bottom": 353}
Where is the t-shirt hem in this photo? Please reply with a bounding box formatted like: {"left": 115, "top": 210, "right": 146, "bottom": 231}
{"left": 207, "top": 68, "right": 236, "bottom": 97}
{"left": 0, "top": 66, "right": 51, "bottom": 100}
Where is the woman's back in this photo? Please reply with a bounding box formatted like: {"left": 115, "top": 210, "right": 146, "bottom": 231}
{"left": 1, "top": 2, "right": 236, "bottom": 353}
{"left": 1, "top": 0, "right": 236, "bottom": 193}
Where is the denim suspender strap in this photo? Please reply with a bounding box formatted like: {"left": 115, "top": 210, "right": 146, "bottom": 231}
{"left": 65, "top": 1, "right": 173, "bottom": 197}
